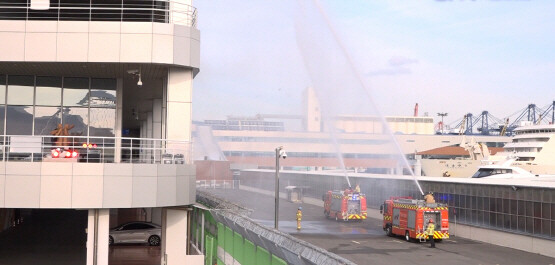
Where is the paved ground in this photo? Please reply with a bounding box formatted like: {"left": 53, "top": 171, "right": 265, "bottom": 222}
{"left": 205, "top": 188, "right": 555, "bottom": 265}
{"left": 0, "top": 209, "right": 160, "bottom": 265}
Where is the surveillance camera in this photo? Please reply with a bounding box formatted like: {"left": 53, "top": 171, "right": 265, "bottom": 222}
{"left": 280, "top": 150, "right": 287, "bottom": 159}
{"left": 127, "top": 69, "right": 139, "bottom": 75}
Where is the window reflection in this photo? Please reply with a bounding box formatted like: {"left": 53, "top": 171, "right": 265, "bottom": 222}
{"left": 64, "top": 89, "right": 90, "bottom": 107}
{"left": 63, "top": 77, "right": 89, "bottom": 106}
{"left": 6, "top": 106, "right": 33, "bottom": 135}
{"left": 0, "top": 106, "right": 4, "bottom": 135}
{"left": 0, "top": 75, "right": 5, "bottom": 104}
{"left": 7, "top": 75, "right": 34, "bottom": 105}
{"left": 90, "top": 90, "right": 116, "bottom": 108}
{"left": 34, "top": 107, "right": 62, "bottom": 135}
{"left": 90, "top": 108, "right": 116, "bottom": 137}
{"left": 36, "top": 76, "right": 62, "bottom": 106}
{"left": 91, "top": 78, "right": 116, "bottom": 90}
{"left": 62, "top": 107, "right": 88, "bottom": 136}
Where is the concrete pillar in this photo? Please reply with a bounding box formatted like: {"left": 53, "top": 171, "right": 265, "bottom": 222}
{"left": 140, "top": 120, "right": 147, "bottom": 162}
{"left": 147, "top": 111, "right": 153, "bottom": 163}
{"left": 86, "top": 209, "right": 110, "bottom": 265}
{"left": 166, "top": 68, "right": 193, "bottom": 160}
{"left": 115, "top": 78, "right": 123, "bottom": 163}
{"left": 151, "top": 207, "right": 162, "bottom": 225}
{"left": 153, "top": 99, "right": 163, "bottom": 162}
{"left": 161, "top": 208, "right": 189, "bottom": 265}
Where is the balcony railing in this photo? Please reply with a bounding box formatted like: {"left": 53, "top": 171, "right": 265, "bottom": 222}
{"left": 0, "top": 0, "right": 197, "bottom": 28}
{"left": 0, "top": 135, "right": 192, "bottom": 164}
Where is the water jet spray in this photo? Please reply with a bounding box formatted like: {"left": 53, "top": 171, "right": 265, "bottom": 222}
{"left": 295, "top": 0, "right": 424, "bottom": 196}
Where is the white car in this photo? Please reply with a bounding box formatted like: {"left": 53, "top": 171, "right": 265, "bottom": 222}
{"left": 109, "top": 222, "right": 161, "bottom": 246}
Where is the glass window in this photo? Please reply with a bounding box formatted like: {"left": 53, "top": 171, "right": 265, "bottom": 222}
{"left": 6, "top": 106, "right": 33, "bottom": 135}
{"left": 510, "top": 215, "right": 517, "bottom": 230}
{"left": 517, "top": 216, "right": 526, "bottom": 232}
{"left": 36, "top": 76, "right": 62, "bottom": 106}
{"left": 91, "top": 78, "right": 116, "bottom": 90}
{"left": 7, "top": 75, "right": 34, "bottom": 105}
{"left": 0, "top": 106, "right": 4, "bottom": 135}
{"left": 62, "top": 107, "right": 88, "bottom": 136}
{"left": 34, "top": 107, "right": 62, "bottom": 136}
{"left": 90, "top": 90, "right": 116, "bottom": 108}
{"left": 89, "top": 108, "right": 115, "bottom": 137}
{"left": 63, "top": 77, "right": 89, "bottom": 107}
{"left": 518, "top": 200, "right": 525, "bottom": 215}
{"left": 542, "top": 219, "right": 550, "bottom": 237}
{"left": 526, "top": 201, "right": 533, "bottom": 217}
{"left": 526, "top": 217, "right": 533, "bottom": 234}
{"left": 0, "top": 74, "right": 5, "bottom": 104}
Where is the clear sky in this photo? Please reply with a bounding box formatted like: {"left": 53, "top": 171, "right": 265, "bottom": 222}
{"left": 193, "top": 0, "right": 555, "bottom": 127}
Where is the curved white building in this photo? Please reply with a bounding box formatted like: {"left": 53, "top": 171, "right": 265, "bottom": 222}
{"left": 0, "top": 1, "right": 200, "bottom": 264}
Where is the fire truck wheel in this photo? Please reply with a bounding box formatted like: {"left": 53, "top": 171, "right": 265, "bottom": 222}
{"left": 385, "top": 226, "right": 393, "bottom": 237}
{"left": 404, "top": 231, "right": 411, "bottom": 242}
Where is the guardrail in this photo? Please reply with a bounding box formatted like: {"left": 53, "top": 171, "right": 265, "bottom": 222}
{"left": 196, "top": 180, "right": 240, "bottom": 189}
{"left": 0, "top": 135, "right": 192, "bottom": 164}
{"left": 0, "top": 1, "right": 197, "bottom": 27}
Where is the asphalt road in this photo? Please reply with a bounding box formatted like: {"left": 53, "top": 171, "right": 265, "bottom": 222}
{"left": 205, "top": 188, "right": 555, "bottom": 265}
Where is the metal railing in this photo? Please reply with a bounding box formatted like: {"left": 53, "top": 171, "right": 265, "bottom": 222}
{"left": 0, "top": 1, "right": 197, "bottom": 27}
{"left": 0, "top": 135, "right": 192, "bottom": 164}
{"left": 196, "top": 180, "right": 240, "bottom": 189}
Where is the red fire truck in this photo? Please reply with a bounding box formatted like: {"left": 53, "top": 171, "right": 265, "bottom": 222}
{"left": 323, "top": 190, "right": 367, "bottom": 221}
{"left": 380, "top": 197, "right": 449, "bottom": 242}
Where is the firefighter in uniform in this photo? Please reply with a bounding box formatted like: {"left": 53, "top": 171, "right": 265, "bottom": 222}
{"left": 424, "top": 192, "right": 436, "bottom": 203}
{"left": 426, "top": 219, "right": 436, "bottom": 248}
{"left": 296, "top": 207, "right": 302, "bottom": 230}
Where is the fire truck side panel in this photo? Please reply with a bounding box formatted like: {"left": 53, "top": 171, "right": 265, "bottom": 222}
{"left": 407, "top": 210, "right": 416, "bottom": 230}
{"left": 330, "top": 196, "right": 341, "bottom": 213}
{"left": 392, "top": 208, "right": 400, "bottom": 227}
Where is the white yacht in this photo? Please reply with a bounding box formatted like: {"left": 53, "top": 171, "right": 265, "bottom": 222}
{"left": 489, "top": 123, "right": 555, "bottom": 175}
{"left": 471, "top": 159, "right": 536, "bottom": 179}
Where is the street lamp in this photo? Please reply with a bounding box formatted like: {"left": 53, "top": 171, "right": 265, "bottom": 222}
{"left": 437, "top": 113, "right": 448, "bottom": 134}
{"left": 275, "top": 146, "right": 287, "bottom": 230}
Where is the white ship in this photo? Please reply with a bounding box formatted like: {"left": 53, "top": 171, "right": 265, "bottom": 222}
{"left": 485, "top": 123, "right": 555, "bottom": 175}
{"left": 419, "top": 122, "right": 555, "bottom": 177}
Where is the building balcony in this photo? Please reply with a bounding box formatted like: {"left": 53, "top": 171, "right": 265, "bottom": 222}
{"left": 0, "top": 135, "right": 196, "bottom": 209}
{"left": 0, "top": 1, "right": 199, "bottom": 68}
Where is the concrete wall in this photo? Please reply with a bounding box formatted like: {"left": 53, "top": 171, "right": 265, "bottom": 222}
{"left": 0, "top": 21, "right": 200, "bottom": 68}
{"left": 0, "top": 162, "right": 196, "bottom": 209}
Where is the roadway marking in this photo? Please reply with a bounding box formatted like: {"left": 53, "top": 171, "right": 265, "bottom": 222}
{"left": 352, "top": 240, "right": 360, "bottom": 244}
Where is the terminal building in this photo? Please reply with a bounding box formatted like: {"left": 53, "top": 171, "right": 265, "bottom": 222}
{"left": 193, "top": 87, "right": 509, "bottom": 174}
{"left": 0, "top": 1, "right": 201, "bottom": 264}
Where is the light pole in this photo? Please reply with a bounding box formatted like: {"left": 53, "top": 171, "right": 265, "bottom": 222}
{"left": 275, "top": 146, "right": 287, "bottom": 230}
{"left": 437, "top": 113, "right": 448, "bottom": 134}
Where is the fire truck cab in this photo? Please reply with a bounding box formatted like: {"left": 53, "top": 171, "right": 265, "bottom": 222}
{"left": 323, "top": 190, "right": 367, "bottom": 221}
{"left": 381, "top": 197, "right": 449, "bottom": 242}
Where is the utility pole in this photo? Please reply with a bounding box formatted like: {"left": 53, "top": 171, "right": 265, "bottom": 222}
{"left": 437, "top": 113, "right": 448, "bottom": 134}
{"left": 275, "top": 146, "right": 287, "bottom": 230}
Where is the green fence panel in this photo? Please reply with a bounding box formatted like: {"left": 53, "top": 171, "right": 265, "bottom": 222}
{"left": 217, "top": 257, "right": 224, "bottom": 265}
{"left": 233, "top": 232, "right": 244, "bottom": 264}
{"left": 243, "top": 239, "right": 256, "bottom": 265}
{"left": 271, "top": 254, "right": 287, "bottom": 265}
{"left": 256, "top": 246, "right": 271, "bottom": 265}
{"left": 205, "top": 235, "right": 214, "bottom": 265}
{"left": 217, "top": 223, "right": 225, "bottom": 248}
{"left": 224, "top": 226, "right": 234, "bottom": 261}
